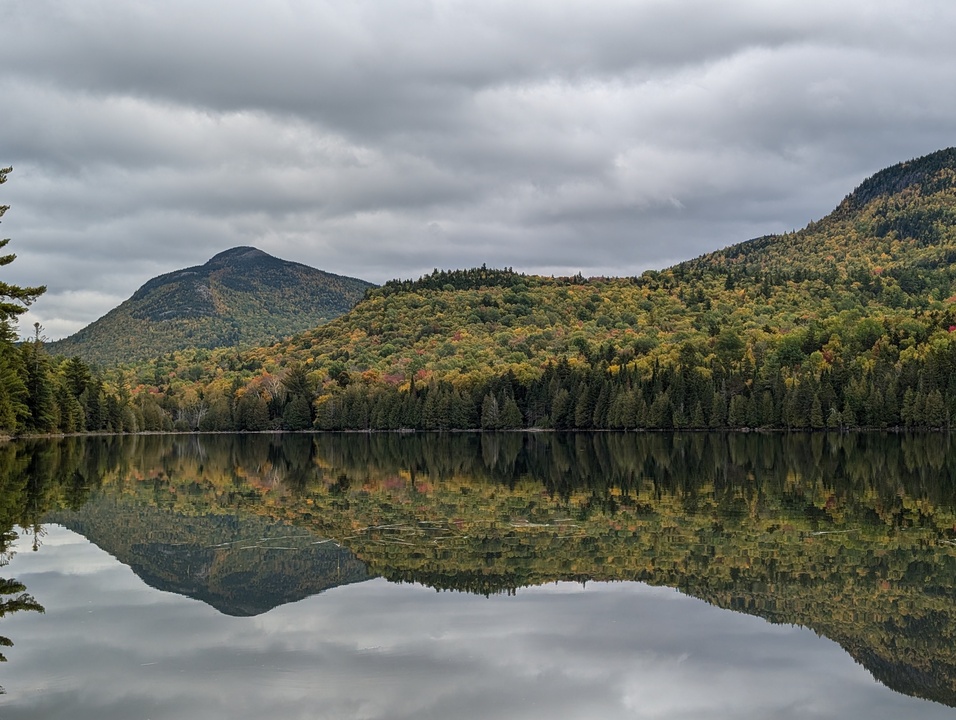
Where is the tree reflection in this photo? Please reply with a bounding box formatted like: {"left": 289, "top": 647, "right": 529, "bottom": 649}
{"left": 0, "top": 577, "right": 43, "bottom": 659}
{"left": 0, "top": 533, "right": 44, "bottom": 694}
{"left": 7, "top": 431, "right": 956, "bottom": 704}
{"left": 0, "top": 441, "right": 48, "bottom": 693}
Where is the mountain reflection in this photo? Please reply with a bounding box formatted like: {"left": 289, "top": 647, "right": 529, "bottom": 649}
{"left": 3, "top": 431, "right": 956, "bottom": 705}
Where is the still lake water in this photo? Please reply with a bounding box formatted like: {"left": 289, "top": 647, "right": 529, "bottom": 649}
{"left": 0, "top": 431, "right": 955, "bottom": 719}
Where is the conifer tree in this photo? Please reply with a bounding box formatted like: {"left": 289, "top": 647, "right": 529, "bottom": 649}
{"left": 480, "top": 393, "right": 501, "bottom": 430}
{"left": 0, "top": 168, "right": 46, "bottom": 433}
{"left": 283, "top": 394, "right": 314, "bottom": 430}
{"left": 500, "top": 394, "right": 523, "bottom": 429}
{"left": 0, "top": 169, "right": 45, "bottom": 324}
{"left": 21, "top": 337, "right": 56, "bottom": 432}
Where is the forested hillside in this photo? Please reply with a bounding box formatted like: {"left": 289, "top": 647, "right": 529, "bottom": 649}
{"left": 85, "top": 147, "right": 956, "bottom": 433}
{"left": 8, "top": 148, "right": 956, "bottom": 433}
{"left": 47, "top": 246, "right": 375, "bottom": 365}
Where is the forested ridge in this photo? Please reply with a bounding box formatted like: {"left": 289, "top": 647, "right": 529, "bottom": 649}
{"left": 8, "top": 148, "right": 956, "bottom": 433}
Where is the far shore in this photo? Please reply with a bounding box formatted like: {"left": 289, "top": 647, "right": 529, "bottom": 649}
{"left": 0, "top": 425, "right": 946, "bottom": 443}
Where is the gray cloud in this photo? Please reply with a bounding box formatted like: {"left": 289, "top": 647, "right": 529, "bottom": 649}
{"left": 2, "top": 0, "right": 955, "bottom": 338}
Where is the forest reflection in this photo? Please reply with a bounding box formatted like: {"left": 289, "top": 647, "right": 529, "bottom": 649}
{"left": 1, "top": 431, "right": 956, "bottom": 705}
{"left": 8, "top": 429, "right": 952, "bottom": 502}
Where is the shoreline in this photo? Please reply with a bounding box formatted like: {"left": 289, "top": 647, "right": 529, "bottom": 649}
{"left": 2, "top": 424, "right": 950, "bottom": 441}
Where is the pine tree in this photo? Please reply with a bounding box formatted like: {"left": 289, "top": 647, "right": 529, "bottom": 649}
{"left": 62, "top": 357, "right": 91, "bottom": 399}
{"left": 0, "top": 328, "right": 27, "bottom": 431}
{"left": 21, "top": 330, "right": 56, "bottom": 432}
{"left": 810, "top": 394, "right": 825, "bottom": 429}
{"left": 237, "top": 391, "right": 270, "bottom": 430}
{"left": 709, "top": 390, "right": 727, "bottom": 428}
{"left": 480, "top": 394, "right": 501, "bottom": 429}
{"left": 282, "top": 394, "right": 314, "bottom": 430}
{"left": 648, "top": 391, "right": 673, "bottom": 428}
{"left": 0, "top": 168, "right": 46, "bottom": 324}
{"left": 550, "top": 388, "right": 573, "bottom": 430}
{"left": 924, "top": 389, "right": 947, "bottom": 428}
{"left": 0, "top": 168, "right": 46, "bottom": 433}
{"left": 500, "top": 395, "right": 523, "bottom": 429}
{"left": 728, "top": 394, "right": 748, "bottom": 427}
{"left": 901, "top": 387, "right": 917, "bottom": 426}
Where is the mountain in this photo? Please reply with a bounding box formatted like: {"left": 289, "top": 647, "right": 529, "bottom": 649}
{"left": 47, "top": 246, "right": 375, "bottom": 366}
{"left": 256, "top": 147, "right": 956, "bottom": 381}
{"left": 33, "top": 147, "right": 956, "bottom": 432}
{"left": 680, "top": 146, "right": 956, "bottom": 288}
{"left": 136, "top": 146, "right": 951, "bottom": 431}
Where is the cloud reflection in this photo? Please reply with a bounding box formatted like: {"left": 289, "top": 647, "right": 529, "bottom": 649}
{"left": 0, "top": 525, "right": 951, "bottom": 719}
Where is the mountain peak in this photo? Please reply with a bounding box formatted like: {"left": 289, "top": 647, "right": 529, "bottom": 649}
{"left": 48, "top": 248, "right": 375, "bottom": 365}
{"left": 206, "top": 246, "right": 272, "bottom": 266}
{"left": 843, "top": 147, "right": 956, "bottom": 211}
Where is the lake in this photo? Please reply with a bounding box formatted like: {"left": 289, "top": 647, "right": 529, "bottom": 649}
{"left": 0, "top": 431, "right": 955, "bottom": 719}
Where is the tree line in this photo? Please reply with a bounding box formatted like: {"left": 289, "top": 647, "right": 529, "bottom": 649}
{"left": 8, "top": 309, "right": 956, "bottom": 435}
{"left": 309, "top": 331, "right": 956, "bottom": 432}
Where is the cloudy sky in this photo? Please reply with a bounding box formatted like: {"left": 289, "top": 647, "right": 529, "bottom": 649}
{"left": 2, "top": 0, "right": 955, "bottom": 339}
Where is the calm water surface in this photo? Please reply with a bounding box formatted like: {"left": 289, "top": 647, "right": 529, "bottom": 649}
{"left": 0, "top": 432, "right": 954, "bottom": 719}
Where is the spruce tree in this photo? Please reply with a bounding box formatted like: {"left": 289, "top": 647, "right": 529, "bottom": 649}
{"left": 22, "top": 326, "right": 57, "bottom": 432}
{"left": 282, "top": 394, "right": 313, "bottom": 430}
{"left": 480, "top": 394, "right": 501, "bottom": 429}
{"left": 0, "top": 168, "right": 46, "bottom": 324}
{"left": 500, "top": 395, "right": 523, "bottom": 429}
{"left": 0, "top": 168, "right": 47, "bottom": 432}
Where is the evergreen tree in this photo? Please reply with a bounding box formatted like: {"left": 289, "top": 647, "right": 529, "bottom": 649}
{"left": 54, "top": 381, "right": 83, "bottom": 433}
{"left": 550, "top": 388, "right": 573, "bottom": 430}
{"left": 901, "top": 387, "right": 917, "bottom": 426}
{"left": 0, "top": 168, "right": 46, "bottom": 324}
{"left": 480, "top": 394, "right": 501, "bottom": 430}
{"left": 236, "top": 391, "right": 270, "bottom": 430}
{"left": 810, "top": 394, "right": 825, "bottom": 429}
{"left": 709, "top": 390, "right": 727, "bottom": 428}
{"left": 21, "top": 332, "right": 56, "bottom": 433}
{"left": 62, "top": 357, "right": 90, "bottom": 399}
{"left": 281, "top": 364, "right": 316, "bottom": 428}
{"left": 924, "top": 389, "right": 948, "bottom": 428}
{"left": 500, "top": 395, "right": 523, "bottom": 429}
{"left": 728, "top": 394, "right": 748, "bottom": 427}
{"left": 282, "top": 394, "right": 314, "bottom": 430}
{"left": 0, "top": 169, "right": 46, "bottom": 433}
{"left": 0, "top": 329, "right": 27, "bottom": 431}
{"left": 826, "top": 406, "right": 842, "bottom": 430}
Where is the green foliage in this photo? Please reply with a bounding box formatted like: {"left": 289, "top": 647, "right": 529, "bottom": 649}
{"left": 282, "top": 395, "right": 313, "bottom": 431}
{"left": 372, "top": 265, "right": 527, "bottom": 298}
{"left": 21, "top": 342, "right": 57, "bottom": 433}
{"left": 236, "top": 391, "right": 270, "bottom": 431}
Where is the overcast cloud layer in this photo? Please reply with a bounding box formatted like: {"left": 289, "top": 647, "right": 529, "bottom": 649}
{"left": 2, "top": 0, "right": 955, "bottom": 339}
